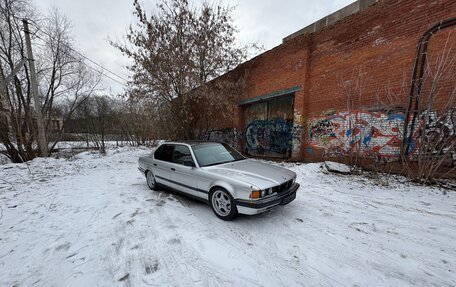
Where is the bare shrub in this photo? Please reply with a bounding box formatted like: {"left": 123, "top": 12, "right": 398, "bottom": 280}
{"left": 402, "top": 34, "right": 456, "bottom": 184}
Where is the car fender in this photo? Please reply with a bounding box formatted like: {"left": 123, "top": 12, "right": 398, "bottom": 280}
{"left": 208, "top": 180, "right": 258, "bottom": 200}
{"left": 208, "top": 180, "right": 236, "bottom": 198}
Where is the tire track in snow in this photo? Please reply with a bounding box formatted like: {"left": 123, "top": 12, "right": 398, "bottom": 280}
{"left": 187, "top": 204, "right": 346, "bottom": 287}
{"left": 154, "top": 198, "right": 261, "bottom": 287}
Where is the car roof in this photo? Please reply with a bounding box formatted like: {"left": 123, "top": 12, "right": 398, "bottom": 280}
{"left": 163, "top": 140, "right": 222, "bottom": 146}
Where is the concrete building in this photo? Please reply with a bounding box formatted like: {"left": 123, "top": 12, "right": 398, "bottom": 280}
{"left": 204, "top": 0, "right": 456, "bottom": 162}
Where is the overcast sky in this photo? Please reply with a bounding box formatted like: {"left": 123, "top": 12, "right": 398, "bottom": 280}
{"left": 34, "top": 0, "right": 356, "bottom": 94}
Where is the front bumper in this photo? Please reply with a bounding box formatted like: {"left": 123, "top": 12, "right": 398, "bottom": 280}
{"left": 235, "top": 183, "right": 299, "bottom": 215}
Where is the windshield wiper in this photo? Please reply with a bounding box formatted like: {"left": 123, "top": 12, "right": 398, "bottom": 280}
{"left": 204, "top": 159, "right": 240, "bottom": 167}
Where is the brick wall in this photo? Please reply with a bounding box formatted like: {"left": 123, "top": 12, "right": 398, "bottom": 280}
{"left": 303, "top": 0, "right": 455, "bottom": 161}
{"left": 207, "top": 0, "right": 456, "bottom": 162}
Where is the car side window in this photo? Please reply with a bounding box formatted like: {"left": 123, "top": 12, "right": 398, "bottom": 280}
{"left": 172, "top": 145, "right": 193, "bottom": 165}
{"left": 156, "top": 144, "right": 174, "bottom": 162}
{"left": 154, "top": 145, "right": 164, "bottom": 159}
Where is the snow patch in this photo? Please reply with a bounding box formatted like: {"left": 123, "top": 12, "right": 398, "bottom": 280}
{"left": 0, "top": 153, "right": 10, "bottom": 165}
{"left": 324, "top": 161, "right": 351, "bottom": 174}
{"left": 0, "top": 147, "right": 455, "bottom": 286}
{"left": 373, "top": 37, "right": 389, "bottom": 46}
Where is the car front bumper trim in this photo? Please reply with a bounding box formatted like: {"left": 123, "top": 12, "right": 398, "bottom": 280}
{"left": 235, "top": 183, "right": 299, "bottom": 214}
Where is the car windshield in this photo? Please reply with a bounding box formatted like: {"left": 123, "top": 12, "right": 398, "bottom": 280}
{"left": 192, "top": 143, "right": 245, "bottom": 167}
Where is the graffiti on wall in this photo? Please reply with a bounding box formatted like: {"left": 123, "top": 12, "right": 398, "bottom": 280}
{"left": 421, "top": 109, "right": 455, "bottom": 160}
{"left": 308, "top": 110, "right": 406, "bottom": 158}
{"left": 246, "top": 118, "right": 293, "bottom": 156}
{"left": 291, "top": 111, "right": 304, "bottom": 157}
{"left": 243, "top": 94, "right": 297, "bottom": 158}
{"left": 308, "top": 109, "right": 455, "bottom": 161}
{"left": 200, "top": 128, "right": 243, "bottom": 150}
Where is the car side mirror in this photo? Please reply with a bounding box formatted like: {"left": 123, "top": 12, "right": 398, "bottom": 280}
{"left": 183, "top": 160, "right": 195, "bottom": 167}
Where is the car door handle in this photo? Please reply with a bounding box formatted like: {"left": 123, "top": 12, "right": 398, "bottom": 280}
{"left": 153, "top": 163, "right": 157, "bottom": 166}
{"left": 171, "top": 168, "right": 175, "bottom": 171}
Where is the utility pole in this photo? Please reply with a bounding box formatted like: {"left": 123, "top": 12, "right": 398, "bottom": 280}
{"left": 23, "top": 19, "right": 48, "bottom": 157}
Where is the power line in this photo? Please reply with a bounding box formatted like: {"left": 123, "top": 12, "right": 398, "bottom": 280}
{"left": 35, "top": 32, "right": 127, "bottom": 87}
{"left": 27, "top": 20, "right": 130, "bottom": 86}
{"left": 2, "top": 16, "right": 130, "bottom": 88}
{"left": 34, "top": 16, "right": 131, "bottom": 80}
{"left": 33, "top": 33, "right": 129, "bottom": 88}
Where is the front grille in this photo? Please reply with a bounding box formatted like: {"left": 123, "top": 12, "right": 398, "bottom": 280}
{"left": 272, "top": 179, "right": 293, "bottom": 194}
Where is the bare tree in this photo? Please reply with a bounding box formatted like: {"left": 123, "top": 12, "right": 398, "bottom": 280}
{"left": 71, "top": 95, "right": 117, "bottom": 153}
{"left": 0, "top": 0, "right": 37, "bottom": 162}
{"left": 0, "top": 1, "right": 100, "bottom": 162}
{"left": 112, "top": 0, "right": 257, "bottom": 139}
{"left": 115, "top": 98, "right": 160, "bottom": 146}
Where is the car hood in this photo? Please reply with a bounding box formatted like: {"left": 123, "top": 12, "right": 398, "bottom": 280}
{"left": 203, "top": 159, "right": 296, "bottom": 189}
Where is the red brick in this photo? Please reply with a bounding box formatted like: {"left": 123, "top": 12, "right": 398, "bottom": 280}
{"left": 209, "top": 0, "right": 456, "bottom": 161}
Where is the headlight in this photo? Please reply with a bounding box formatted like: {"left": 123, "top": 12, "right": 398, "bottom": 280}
{"left": 250, "top": 188, "right": 274, "bottom": 199}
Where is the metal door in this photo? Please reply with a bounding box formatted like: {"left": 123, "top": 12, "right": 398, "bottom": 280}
{"left": 244, "top": 95, "right": 294, "bottom": 158}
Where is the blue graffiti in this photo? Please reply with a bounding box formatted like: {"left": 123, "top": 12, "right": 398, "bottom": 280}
{"left": 387, "top": 113, "right": 405, "bottom": 121}
{"left": 363, "top": 133, "right": 372, "bottom": 146}
{"left": 246, "top": 118, "right": 293, "bottom": 155}
{"left": 305, "top": 146, "right": 315, "bottom": 155}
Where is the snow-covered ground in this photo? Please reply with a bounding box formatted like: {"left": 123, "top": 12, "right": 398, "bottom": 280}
{"left": 0, "top": 147, "right": 455, "bottom": 287}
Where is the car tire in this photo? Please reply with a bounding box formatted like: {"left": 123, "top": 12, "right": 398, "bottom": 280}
{"left": 146, "top": 170, "right": 157, "bottom": 190}
{"left": 210, "top": 188, "right": 237, "bottom": 221}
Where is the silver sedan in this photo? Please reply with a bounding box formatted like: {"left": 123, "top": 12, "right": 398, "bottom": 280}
{"left": 138, "top": 141, "right": 299, "bottom": 220}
